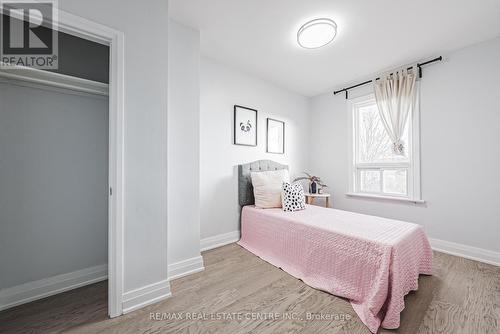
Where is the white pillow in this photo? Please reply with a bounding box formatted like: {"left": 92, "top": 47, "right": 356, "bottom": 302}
{"left": 251, "top": 169, "right": 290, "bottom": 208}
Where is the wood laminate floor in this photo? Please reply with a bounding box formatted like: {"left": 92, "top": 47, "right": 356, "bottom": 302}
{"left": 1, "top": 243, "right": 499, "bottom": 334}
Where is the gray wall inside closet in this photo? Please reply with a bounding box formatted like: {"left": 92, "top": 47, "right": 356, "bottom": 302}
{"left": 0, "top": 31, "right": 110, "bottom": 289}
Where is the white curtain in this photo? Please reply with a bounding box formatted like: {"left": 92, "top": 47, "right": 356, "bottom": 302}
{"left": 373, "top": 67, "right": 417, "bottom": 155}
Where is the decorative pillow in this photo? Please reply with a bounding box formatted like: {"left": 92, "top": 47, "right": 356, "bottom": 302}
{"left": 282, "top": 182, "right": 306, "bottom": 212}
{"left": 251, "top": 169, "right": 290, "bottom": 208}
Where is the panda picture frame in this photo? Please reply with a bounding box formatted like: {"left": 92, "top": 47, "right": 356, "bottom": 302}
{"left": 234, "top": 105, "right": 258, "bottom": 146}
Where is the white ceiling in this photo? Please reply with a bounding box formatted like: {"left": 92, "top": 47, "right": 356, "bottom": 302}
{"left": 169, "top": 0, "right": 500, "bottom": 97}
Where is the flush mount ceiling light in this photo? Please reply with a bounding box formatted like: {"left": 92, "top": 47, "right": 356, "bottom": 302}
{"left": 297, "top": 18, "right": 337, "bottom": 49}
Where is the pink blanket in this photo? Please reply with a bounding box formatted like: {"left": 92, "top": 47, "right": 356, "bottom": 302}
{"left": 238, "top": 205, "right": 432, "bottom": 333}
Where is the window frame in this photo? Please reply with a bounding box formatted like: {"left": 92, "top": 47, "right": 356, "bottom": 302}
{"left": 347, "top": 93, "right": 422, "bottom": 202}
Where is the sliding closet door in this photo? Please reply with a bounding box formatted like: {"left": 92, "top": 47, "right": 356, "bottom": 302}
{"left": 0, "top": 82, "right": 109, "bottom": 290}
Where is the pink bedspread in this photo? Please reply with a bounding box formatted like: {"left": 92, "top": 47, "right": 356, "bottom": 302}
{"left": 238, "top": 205, "right": 433, "bottom": 333}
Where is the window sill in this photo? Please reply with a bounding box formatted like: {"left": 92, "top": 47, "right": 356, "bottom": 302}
{"left": 345, "top": 192, "right": 425, "bottom": 204}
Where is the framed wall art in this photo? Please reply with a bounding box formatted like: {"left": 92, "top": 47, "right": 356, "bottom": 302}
{"left": 234, "top": 105, "right": 258, "bottom": 146}
{"left": 266, "top": 118, "right": 285, "bottom": 154}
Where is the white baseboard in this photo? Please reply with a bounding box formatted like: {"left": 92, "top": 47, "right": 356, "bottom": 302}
{"left": 430, "top": 238, "right": 500, "bottom": 267}
{"left": 0, "top": 264, "right": 107, "bottom": 312}
{"left": 200, "top": 231, "right": 240, "bottom": 252}
{"left": 168, "top": 255, "right": 204, "bottom": 281}
{"left": 122, "top": 279, "right": 171, "bottom": 314}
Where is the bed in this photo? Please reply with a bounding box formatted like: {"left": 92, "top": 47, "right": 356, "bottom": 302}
{"left": 236, "top": 160, "right": 433, "bottom": 333}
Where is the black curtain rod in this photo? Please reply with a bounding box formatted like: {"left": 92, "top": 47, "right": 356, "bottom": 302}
{"left": 333, "top": 56, "right": 443, "bottom": 99}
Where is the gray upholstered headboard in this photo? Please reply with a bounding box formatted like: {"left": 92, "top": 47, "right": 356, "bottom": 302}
{"left": 238, "top": 160, "right": 289, "bottom": 207}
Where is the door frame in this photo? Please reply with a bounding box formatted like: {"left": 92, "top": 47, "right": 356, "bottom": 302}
{"left": 55, "top": 9, "right": 125, "bottom": 317}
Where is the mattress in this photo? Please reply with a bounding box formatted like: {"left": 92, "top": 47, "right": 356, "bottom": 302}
{"left": 237, "top": 204, "right": 433, "bottom": 333}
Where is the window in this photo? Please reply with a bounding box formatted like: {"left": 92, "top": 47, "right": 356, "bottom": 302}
{"left": 349, "top": 94, "right": 421, "bottom": 201}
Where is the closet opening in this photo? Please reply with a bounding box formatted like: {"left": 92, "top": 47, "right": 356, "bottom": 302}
{"left": 0, "top": 10, "right": 122, "bottom": 319}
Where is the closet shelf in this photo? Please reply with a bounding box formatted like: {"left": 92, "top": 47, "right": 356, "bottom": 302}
{"left": 0, "top": 63, "right": 109, "bottom": 96}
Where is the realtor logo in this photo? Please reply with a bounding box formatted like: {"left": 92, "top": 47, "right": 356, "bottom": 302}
{"left": 0, "top": 0, "right": 58, "bottom": 69}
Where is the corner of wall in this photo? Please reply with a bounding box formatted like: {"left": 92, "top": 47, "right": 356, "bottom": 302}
{"left": 122, "top": 280, "right": 172, "bottom": 314}
{"left": 168, "top": 255, "right": 205, "bottom": 281}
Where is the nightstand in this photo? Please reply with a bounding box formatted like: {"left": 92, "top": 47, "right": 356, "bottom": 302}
{"left": 305, "top": 193, "right": 331, "bottom": 208}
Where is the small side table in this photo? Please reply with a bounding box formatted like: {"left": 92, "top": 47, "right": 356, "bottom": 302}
{"left": 305, "top": 193, "right": 331, "bottom": 208}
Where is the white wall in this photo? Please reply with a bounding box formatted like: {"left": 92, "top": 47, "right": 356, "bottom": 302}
{"left": 0, "top": 83, "right": 108, "bottom": 289}
{"left": 310, "top": 37, "right": 500, "bottom": 253}
{"left": 200, "top": 57, "right": 310, "bottom": 240}
{"left": 59, "top": 0, "right": 169, "bottom": 295}
{"left": 167, "top": 20, "right": 202, "bottom": 271}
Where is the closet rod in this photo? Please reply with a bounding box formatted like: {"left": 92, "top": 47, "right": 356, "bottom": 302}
{"left": 333, "top": 56, "right": 442, "bottom": 99}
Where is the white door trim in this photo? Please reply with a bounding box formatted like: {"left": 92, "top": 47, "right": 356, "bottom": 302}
{"left": 54, "top": 9, "right": 125, "bottom": 317}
